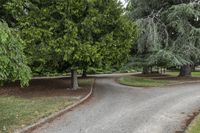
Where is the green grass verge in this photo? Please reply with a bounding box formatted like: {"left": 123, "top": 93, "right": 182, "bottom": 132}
{"left": 192, "top": 72, "right": 200, "bottom": 77}
{"left": 117, "top": 76, "right": 171, "bottom": 87}
{"left": 0, "top": 97, "right": 73, "bottom": 133}
{"left": 166, "top": 71, "right": 179, "bottom": 77}
{"left": 78, "top": 78, "right": 93, "bottom": 86}
{"left": 187, "top": 116, "right": 200, "bottom": 133}
{"left": 166, "top": 71, "right": 200, "bottom": 77}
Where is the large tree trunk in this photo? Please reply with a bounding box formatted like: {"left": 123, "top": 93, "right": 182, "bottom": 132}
{"left": 192, "top": 65, "right": 196, "bottom": 71}
{"left": 179, "top": 65, "right": 192, "bottom": 77}
{"left": 142, "top": 66, "right": 150, "bottom": 74}
{"left": 82, "top": 68, "right": 87, "bottom": 78}
{"left": 71, "top": 69, "right": 79, "bottom": 90}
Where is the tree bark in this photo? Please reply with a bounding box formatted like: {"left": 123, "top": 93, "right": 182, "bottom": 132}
{"left": 142, "top": 66, "right": 150, "bottom": 74}
{"left": 82, "top": 68, "right": 87, "bottom": 78}
{"left": 192, "top": 65, "right": 196, "bottom": 71}
{"left": 157, "top": 67, "right": 159, "bottom": 74}
{"left": 71, "top": 69, "right": 79, "bottom": 90}
{"left": 179, "top": 65, "right": 192, "bottom": 77}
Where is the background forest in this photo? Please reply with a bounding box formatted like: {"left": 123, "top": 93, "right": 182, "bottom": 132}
{"left": 1, "top": 0, "right": 200, "bottom": 88}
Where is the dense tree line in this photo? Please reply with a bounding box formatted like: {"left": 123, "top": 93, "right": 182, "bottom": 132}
{"left": 128, "top": 0, "right": 200, "bottom": 76}
{"left": 2, "top": 0, "right": 199, "bottom": 88}
{"left": 0, "top": 0, "right": 136, "bottom": 89}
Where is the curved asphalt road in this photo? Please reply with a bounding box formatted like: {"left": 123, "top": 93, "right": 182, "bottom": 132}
{"left": 32, "top": 78, "right": 200, "bottom": 133}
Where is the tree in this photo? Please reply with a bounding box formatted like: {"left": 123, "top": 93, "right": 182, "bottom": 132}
{"left": 162, "top": 2, "right": 200, "bottom": 76}
{"left": 0, "top": 21, "right": 31, "bottom": 86}
{"left": 128, "top": 0, "right": 200, "bottom": 76}
{"left": 0, "top": 0, "right": 15, "bottom": 26}
{"left": 5, "top": 0, "right": 55, "bottom": 75}
{"left": 56, "top": 0, "right": 136, "bottom": 89}
{"left": 6, "top": 0, "right": 136, "bottom": 89}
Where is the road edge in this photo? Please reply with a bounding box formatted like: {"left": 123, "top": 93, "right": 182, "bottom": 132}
{"left": 165, "top": 80, "right": 200, "bottom": 87}
{"left": 14, "top": 79, "right": 96, "bottom": 133}
{"left": 184, "top": 110, "right": 200, "bottom": 133}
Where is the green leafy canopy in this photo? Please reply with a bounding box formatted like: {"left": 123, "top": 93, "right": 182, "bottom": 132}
{"left": 5, "top": 0, "right": 137, "bottom": 74}
{"left": 0, "top": 21, "right": 31, "bottom": 86}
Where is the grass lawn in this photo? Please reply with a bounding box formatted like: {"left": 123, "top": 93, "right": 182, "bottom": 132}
{"left": 0, "top": 97, "right": 73, "bottom": 133}
{"left": 192, "top": 72, "right": 200, "bottom": 77}
{"left": 117, "top": 76, "right": 172, "bottom": 87}
{"left": 0, "top": 78, "right": 93, "bottom": 133}
{"left": 166, "top": 71, "right": 200, "bottom": 77}
{"left": 187, "top": 116, "right": 200, "bottom": 133}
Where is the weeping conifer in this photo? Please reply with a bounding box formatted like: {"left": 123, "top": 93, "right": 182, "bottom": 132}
{"left": 128, "top": 0, "right": 200, "bottom": 76}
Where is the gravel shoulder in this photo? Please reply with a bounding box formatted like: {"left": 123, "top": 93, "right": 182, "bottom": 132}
{"left": 32, "top": 78, "right": 200, "bottom": 133}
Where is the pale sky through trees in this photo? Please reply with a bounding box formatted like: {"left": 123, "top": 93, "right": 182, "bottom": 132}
{"left": 120, "top": 0, "right": 126, "bottom": 4}
{"left": 120, "top": 0, "right": 127, "bottom": 7}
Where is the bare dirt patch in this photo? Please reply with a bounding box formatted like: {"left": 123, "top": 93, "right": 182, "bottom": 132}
{"left": 0, "top": 78, "right": 91, "bottom": 98}
{"left": 133, "top": 73, "right": 167, "bottom": 78}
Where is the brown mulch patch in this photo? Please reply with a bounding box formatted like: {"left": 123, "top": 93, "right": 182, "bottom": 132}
{"left": 0, "top": 78, "right": 90, "bottom": 98}
{"left": 153, "top": 76, "right": 200, "bottom": 81}
{"left": 134, "top": 73, "right": 169, "bottom": 78}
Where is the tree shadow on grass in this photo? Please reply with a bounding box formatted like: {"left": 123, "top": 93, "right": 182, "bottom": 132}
{"left": 0, "top": 78, "right": 90, "bottom": 98}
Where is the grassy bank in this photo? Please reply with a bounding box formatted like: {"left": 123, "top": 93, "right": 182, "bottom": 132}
{"left": 117, "top": 76, "right": 172, "bottom": 87}
{"left": 187, "top": 116, "right": 200, "bottom": 133}
{"left": 0, "top": 97, "right": 73, "bottom": 133}
{"left": 166, "top": 71, "right": 200, "bottom": 77}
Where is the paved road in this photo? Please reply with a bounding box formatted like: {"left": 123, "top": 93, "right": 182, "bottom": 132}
{"left": 32, "top": 78, "right": 200, "bottom": 133}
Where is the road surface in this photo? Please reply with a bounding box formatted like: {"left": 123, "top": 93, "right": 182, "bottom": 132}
{"left": 32, "top": 78, "right": 200, "bottom": 133}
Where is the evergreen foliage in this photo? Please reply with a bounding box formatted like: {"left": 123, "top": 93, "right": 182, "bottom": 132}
{"left": 5, "top": 0, "right": 136, "bottom": 73}
{"left": 128, "top": 0, "right": 200, "bottom": 75}
{"left": 3, "top": 0, "right": 136, "bottom": 88}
